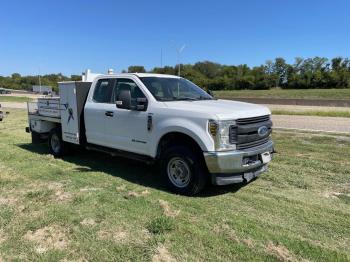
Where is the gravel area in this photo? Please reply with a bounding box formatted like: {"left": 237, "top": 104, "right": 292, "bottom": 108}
{"left": 272, "top": 115, "right": 350, "bottom": 133}
{"left": 1, "top": 102, "right": 27, "bottom": 109}
{"left": 266, "top": 104, "right": 350, "bottom": 112}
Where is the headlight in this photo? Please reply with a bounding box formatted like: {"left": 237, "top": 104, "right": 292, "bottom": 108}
{"left": 208, "top": 120, "right": 236, "bottom": 151}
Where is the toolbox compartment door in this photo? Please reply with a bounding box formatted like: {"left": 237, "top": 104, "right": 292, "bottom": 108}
{"left": 59, "top": 82, "right": 91, "bottom": 144}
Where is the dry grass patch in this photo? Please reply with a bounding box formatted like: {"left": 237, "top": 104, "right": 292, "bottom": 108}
{"left": 0, "top": 196, "right": 18, "bottom": 206}
{"left": 265, "top": 241, "right": 299, "bottom": 262}
{"left": 116, "top": 184, "right": 126, "bottom": 192}
{"left": 97, "top": 227, "right": 128, "bottom": 243}
{"left": 80, "top": 218, "right": 96, "bottom": 227}
{"left": 213, "top": 223, "right": 239, "bottom": 242}
{"left": 124, "top": 190, "right": 150, "bottom": 199}
{"left": 242, "top": 238, "right": 255, "bottom": 248}
{"left": 0, "top": 230, "right": 6, "bottom": 245}
{"left": 158, "top": 200, "right": 180, "bottom": 218}
{"left": 23, "top": 225, "right": 69, "bottom": 254}
{"left": 152, "top": 244, "right": 176, "bottom": 262}
{"left": 54, "top": 190, "right": 72, "bottom": 202}
{"left": 79, "top": 187, "right": 101, "bottom": 192}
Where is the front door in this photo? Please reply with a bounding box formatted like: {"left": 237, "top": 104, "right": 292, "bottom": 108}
{"left": 104, "top": 78, "right": 150, "bottom": 155}
{"left": 84, "top": 78, "right": 114, "bottom": 147}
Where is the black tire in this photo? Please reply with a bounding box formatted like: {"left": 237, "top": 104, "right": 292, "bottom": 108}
{"left": 160, "top": 145, "right": 208, "bottom": 195}
{"left": 48, "top": 127, "right": 67, "bottom": 157}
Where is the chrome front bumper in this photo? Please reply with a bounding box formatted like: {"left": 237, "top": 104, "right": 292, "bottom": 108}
{"left": 203, "top": 140, "right": 274, "bottom": 185}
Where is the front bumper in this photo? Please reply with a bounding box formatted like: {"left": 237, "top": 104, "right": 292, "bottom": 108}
{"left": 203, "top": 140, "right": 274, "bottom": 185}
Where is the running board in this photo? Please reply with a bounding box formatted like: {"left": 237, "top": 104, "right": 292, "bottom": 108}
{"left": 85, "top": 143, "right": 155, "bottom": 165}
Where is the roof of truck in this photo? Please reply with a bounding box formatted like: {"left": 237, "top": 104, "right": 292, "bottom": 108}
{"left": 99, "top": 73, "right": 181, "bottom": 79}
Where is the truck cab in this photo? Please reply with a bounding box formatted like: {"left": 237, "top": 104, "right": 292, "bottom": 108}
{"left": 27, "top": 73, "right": 274, "bottom": 195}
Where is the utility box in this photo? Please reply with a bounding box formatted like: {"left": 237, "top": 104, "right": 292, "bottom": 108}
{"left": 58, "top": 82, "right": 91, "bottom": 145}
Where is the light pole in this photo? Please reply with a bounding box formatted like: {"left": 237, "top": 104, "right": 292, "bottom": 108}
{"left": 176, "top": 44, "right": 186, "bottom": 76}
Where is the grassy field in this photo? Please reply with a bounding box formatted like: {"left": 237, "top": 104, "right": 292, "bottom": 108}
{"left": 0, "top": 96, "right": 32, "bottom": 103}
{"left": 215, "top": 88, "right": 350, "bottom": 100}
{"left": 0, "top": 109, "right": 350, "bottom": 261}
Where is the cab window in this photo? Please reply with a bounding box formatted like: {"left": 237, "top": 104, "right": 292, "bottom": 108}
{"left": 92, "top": 79, "right": 113, "bottom": 103}
{"left": 112, "top": 78, "right": 146, "bottom": 107}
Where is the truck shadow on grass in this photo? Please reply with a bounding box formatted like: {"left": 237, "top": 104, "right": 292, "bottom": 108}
{"left": 17, "top": 143, "right": 245, "bottom": 197}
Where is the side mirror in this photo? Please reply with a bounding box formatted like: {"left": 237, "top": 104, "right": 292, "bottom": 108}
{"left": 207, "top": 90, "right": 214, "bottom": 97}
{"left": 136, "top": 97, "right": 148, "bottom": 111}
{"left": 116, "top": 89, "right": 131, "bottom": 110}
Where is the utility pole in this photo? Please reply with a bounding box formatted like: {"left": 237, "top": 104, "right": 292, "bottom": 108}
{"left": 160, "top": 48, "right": 163, "bottom": 68}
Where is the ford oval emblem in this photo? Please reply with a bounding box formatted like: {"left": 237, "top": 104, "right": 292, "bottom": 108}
{"left": 258, "top": 126, "right": 269, "bottom": 137}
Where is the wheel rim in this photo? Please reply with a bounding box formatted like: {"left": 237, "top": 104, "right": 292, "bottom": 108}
{"left": 167, "top": 157, "right": 191, "bottom": 188}
{"left": 51, "top": 134, "right": 61, "bottom": 153}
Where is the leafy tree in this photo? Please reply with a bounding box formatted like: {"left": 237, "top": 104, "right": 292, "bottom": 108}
{"left": 128, "top": 66, "right": 146, "bottom": 73}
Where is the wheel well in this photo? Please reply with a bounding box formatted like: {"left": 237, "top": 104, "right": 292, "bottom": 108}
{"left": 156, "top": 132, "right": 203, "bottom": 160}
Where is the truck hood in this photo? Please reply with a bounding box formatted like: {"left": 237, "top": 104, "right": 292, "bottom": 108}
{"left": 163, "top": 99, "right": 271, "bottom": 120}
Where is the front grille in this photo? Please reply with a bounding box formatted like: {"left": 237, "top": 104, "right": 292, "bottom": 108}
{"left": 236, "top": 115, "right": 270, "bottom": 125}
{"left": 236, "top": 137, "right": 270, "bottom": 150}
{"left": 229, "top": 126, "right": 237, "bottom": 144}
{"left": 229, "top": 115, "right": 272, "bottom": 149}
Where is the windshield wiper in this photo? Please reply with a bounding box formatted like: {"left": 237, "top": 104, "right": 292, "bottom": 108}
{"left": 198, "top": 96, "right": 214, "bottom": 100}
{"left": 173, "top": 97, "right": 197, "bottom": 101}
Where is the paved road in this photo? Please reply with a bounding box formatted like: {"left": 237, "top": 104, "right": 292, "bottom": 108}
{"left": 272, "top": 115, "right": 350, "bottom": 133}
{"left": 1, "top": 102, "right": 350, "bottom": 133}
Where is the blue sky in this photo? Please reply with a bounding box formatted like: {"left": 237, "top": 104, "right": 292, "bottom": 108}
{"left": 1, "top": 0, "right": 349, "bottom": 76}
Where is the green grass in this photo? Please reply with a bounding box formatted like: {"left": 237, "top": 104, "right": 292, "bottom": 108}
{"left": 272, "top": 110, "right": 350, "bottom": 118}
{"left": 215, "top": 88, "right": 350, "bottom": 100}
{"left": 0, "top": 96, "right": 32, "bottom": 102}
{"left": 0, "top": 109, "right": 350, "bottom": 261}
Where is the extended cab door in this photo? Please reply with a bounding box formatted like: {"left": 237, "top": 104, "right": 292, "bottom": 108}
{"left": 84, "top": 78, "right": 114, "bottom": 147}
{"left": 103, "top": 77, "right": 150, "bottom": 155}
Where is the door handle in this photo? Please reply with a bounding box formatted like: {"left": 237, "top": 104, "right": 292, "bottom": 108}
{"left": 105, "top": 111, "right": 114, "bottom": 117}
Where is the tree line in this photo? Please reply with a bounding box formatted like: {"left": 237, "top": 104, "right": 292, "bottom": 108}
{"left": 129, "top": 57, "right": 350, "bottom": 90}
{"left": 0, "top": 73, "right": 81, "bottom": 92}
{"left": 1, "top": 57, "right": 350, "bottom": 92}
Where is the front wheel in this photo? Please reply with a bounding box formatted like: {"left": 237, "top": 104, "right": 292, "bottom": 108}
{"left": 48, "top": 127, "right": 67, "bottom": 157}
{"left": 160, "top": 145, "right": 208, "bottom": 195}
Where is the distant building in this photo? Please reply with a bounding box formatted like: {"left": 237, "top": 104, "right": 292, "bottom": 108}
{"left": 32, "top": 85, "right": 52, "bottom": 94}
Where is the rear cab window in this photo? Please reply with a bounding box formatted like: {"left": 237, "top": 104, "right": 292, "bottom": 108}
{"left": 92, "top": 79, "right": 114, "bottom": 103}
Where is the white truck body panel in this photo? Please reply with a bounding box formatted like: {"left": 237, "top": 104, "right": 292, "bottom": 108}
{"left": 30, "top": 119, "right": 56, "bottom": 133}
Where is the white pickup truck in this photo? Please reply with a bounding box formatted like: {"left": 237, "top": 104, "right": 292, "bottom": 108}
{"left": 26, "top": 73, "right": 274, "bottom": 195}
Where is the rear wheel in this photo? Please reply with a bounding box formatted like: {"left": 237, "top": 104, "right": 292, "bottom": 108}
{"left": 160, "top": 145, "right": 207, "bottom": 195}
{"left": 48, "top": 127, "right": 67, "bottom": 157}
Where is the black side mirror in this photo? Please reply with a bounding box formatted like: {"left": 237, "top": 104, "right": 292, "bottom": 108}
{"left": 116, "top": 89, "right": 131, "bottom": 110}
{"left": 207, "top": 90, "right": 214, "bottom": 97}
{"left": 136, "top": 97, "right": 148, "bottom": 111}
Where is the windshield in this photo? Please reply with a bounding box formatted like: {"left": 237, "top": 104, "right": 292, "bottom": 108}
{"left": 139, "top": 77, "right": 214, "bottom": 101}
